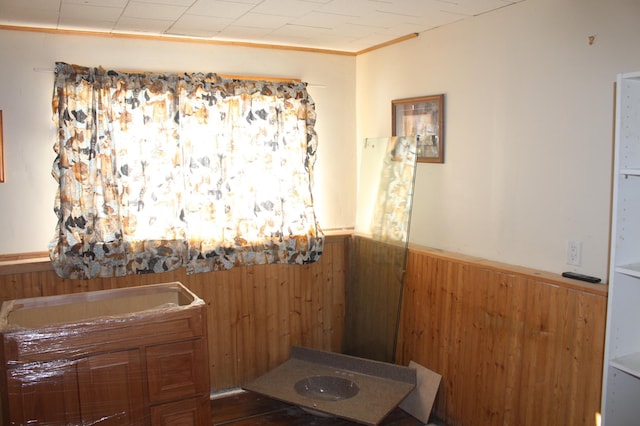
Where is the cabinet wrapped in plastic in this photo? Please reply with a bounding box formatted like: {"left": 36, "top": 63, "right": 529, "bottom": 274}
{"left": 0, "top": 282, "right": 211, "bottom": 425}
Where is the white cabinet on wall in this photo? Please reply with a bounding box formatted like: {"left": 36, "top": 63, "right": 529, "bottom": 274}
{"left": 602, "top": 71, "right": 640, "bottom": 426}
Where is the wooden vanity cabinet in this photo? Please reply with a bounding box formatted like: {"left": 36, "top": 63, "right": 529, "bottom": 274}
{"left": 76, "top": 349, "right": 147, "bottom": 425}
{"left": 0, "top": 282, "right": 211, "bottom": 426}
{"left": 5, "top": 359, "right": 83, "bottom": 425}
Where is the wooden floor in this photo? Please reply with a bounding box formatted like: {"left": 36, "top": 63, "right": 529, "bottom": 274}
{"left": 210, "top": 390, "right": 426, "bottom": 425}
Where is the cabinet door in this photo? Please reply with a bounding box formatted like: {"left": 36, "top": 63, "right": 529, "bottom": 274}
{"left": 5, "top": 360, "right": 81, "bottom": 425}
{"left": 146, "top": 339, "right": 208, "bottom": 403}
{"left": 77, "top": 349, "right": 146, "bottom": 425}
{"left": 150, "top": 395, "right": 210, "bottom": 426}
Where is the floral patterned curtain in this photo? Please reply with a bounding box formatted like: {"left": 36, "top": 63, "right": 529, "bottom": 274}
{"left": 50, "top": 62, "right": 324, "bottom": 279}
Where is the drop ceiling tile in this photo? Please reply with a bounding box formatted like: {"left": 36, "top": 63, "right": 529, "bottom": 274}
{"left": 188, "top": 0, "right": 254, "bottom": 19}
{"left": 261, "top": 32, "right": 312, "bottom": 46}
{"left": 60, "top": 3, "right": 122, "bottom": 22}
{"left": 123, "top": 1, "right": 188, "bottom": 20}
{"left": 231, "top": 12, "right": 291, "bottom": 29}
{"left": 215, "top": 25, "right": 273, "bottom": 41}
{"left": 167, "top": 14, "right": 233, "bottom": 36}
{"left": 219, "top": 0, "right": 262, "bottom": 4}
{"left": 437, "top": 0, "right": 516, "bottom": 16}
{"left": 303, "top": 33, "right": 357, "bottom": 50}
{"left": 133, "top": 0, "right": 195, "bottom": 5}
{"left": 294, "top": 11, "right": 355, "bottom": 29}
{"left": 0, "top": 0, "right": 61, "bottom": 12}
{"left": 0, "top": 0, "right": 59, "bottom": 25}
{"left": 0, "top": 6, "right": 59, "bottom": 26}
{"left": 252, "top": 0, "right": 319, "bottom": 17}
{"left": 0, "top": 0, "right": 528, "bottom": 52}
{"left": 271, "top": 23, "right": 331, "bottom": 38}
{"left": 384, "top": 21, "right": 441, "bottom": 36}
{"left": 62, "top": 0, "right": 127, "bottom": 6}
{"left": 58, "top": 17, "right": 117, "bottom": 31}
{"left": 400, "top": 9, "right": 466, "bottom": 27}
{"left": 355, "top": 10, "right": 417, "bottom": 29}
{"left": 375, "top": 23, "right": 425, "bottom": 37}
{"left": 328, "top": 22, "right": 383, "bottom": 38}
{"left": 114, "top": 16, "right": 174, "bottom": 33}
{"left": 317, "top": 0, "right": 373, "bottom": 17}
{"left": 372, "top": 0, "right": 443, "bottom": 17}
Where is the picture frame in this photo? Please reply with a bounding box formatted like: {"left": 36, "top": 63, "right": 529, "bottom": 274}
{"left": 0, "top": 110, "right": 4, "bottom": 182}
{"left": 392, "top": 94, "right": 444, "bottom": 163}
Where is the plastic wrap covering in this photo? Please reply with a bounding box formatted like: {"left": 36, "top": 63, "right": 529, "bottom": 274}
{"left": 0, "top": 282, "right": 211, "bottom": 425}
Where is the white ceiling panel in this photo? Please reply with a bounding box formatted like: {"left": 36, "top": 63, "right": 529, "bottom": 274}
{"left": 317, "top": 0, "right": 376, "bottom": 17}
{"left": 436, "top": 0, "right": 513, "bottom": 16}
{"left": 188, "top": 0, "right": 254, "bottom": 19}
{"left": 132, "top": 0, "right": 194, "bottom": 5}
{"left": 0, "top": 0, "right": 527, "bottom": 53}
{"left": 252, "top": 0, "right": 319, "bottom": 18}
{"left": 62, "top": 0, "right": 128, "bottom": 7}
{"left": 114, "top": 16, "right": 174, "bottom": 33}
{"left": 230, "top": 12, "right": 291, "bottom": 30}
{"left": 221, "top": 0, "right": 263, "bottom": 4}
{"left": 214, "top": 25, "right": 272, "bottom": 41}
{"left": 1, "top": 0, "right": 61, "bottom": 11}
{"left": 0, "top": 0, "right": 60, "bottom": 26}
{"left": 293, "top": 11, "right": 355, "bottom": 29}
{"left": 168, "top": 14, "right": 233, "bottom": 37}
{"left": 123, "top": 1, "right": 189, "bottom": 20}
{"left": 356, "top": 10, "right": 422, "bottom": 29}
{"left": 271, "top": 22, "right": 331, "bottom": 38}
{"left": 60, "top": 3, "right": 123, "bottom": 22}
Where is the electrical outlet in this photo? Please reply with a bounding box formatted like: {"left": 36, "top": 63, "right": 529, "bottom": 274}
{"left": 567, "top": 240, "right": 582, "bottom": 266}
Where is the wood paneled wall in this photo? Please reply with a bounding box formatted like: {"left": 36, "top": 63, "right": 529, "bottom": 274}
{"left": 0, "top": 235, "right": 349, "bottom": 392}
{"left": 397, "top": 247, "right": 607, "bottom": 426}
{"left": 0, "top": 237, "right": 608, "bottom": 426}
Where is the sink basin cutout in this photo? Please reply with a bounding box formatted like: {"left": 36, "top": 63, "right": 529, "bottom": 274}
{"left": 243, "top": 346, "right": 416, "bottom": 425}
{"left": 0, "top": 282, "right": 200, "bottom": 329}
{"left": 294, "top": 375, "right": 360, "bottom": 401}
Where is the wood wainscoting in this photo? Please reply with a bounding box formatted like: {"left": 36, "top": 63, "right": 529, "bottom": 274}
{"left": 397, "top": 246, "right": 607, "bottom": 426}
{"left": 0, "top": 237, "right": 607, "bottom": 426}
{"left": 0, "top": 234, "right": 349, "bottom": 392}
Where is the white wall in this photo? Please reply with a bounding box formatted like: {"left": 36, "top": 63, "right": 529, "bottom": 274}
{"left": 4, "top": 0, "right": 640, "bottom": 280}
{"left": 0, "top": 30, "right": 356, "bottom": 254}
{"left": 356, "top": 0, "right": 640, "bottom": 280}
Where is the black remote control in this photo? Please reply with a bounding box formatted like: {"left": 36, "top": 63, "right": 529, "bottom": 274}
{"left": 562, "top": 272, "right": 601, "bottom": 283}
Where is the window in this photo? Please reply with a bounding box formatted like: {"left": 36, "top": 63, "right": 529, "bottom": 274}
{"left": 50, "top": 63, "right": 324, "bottom": 279}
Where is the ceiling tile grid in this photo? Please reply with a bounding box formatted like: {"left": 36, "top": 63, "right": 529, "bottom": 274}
{"left": 0, "top": 0, "right": 525, "bottom": 53}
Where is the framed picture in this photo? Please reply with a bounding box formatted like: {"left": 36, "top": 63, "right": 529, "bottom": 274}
{"left": 392, "top": 94, "right": 444, "bottom": 163}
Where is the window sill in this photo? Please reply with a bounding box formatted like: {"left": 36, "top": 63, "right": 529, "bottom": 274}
{"left": 0, "top": 253, "right": 51, "bottom": 275}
